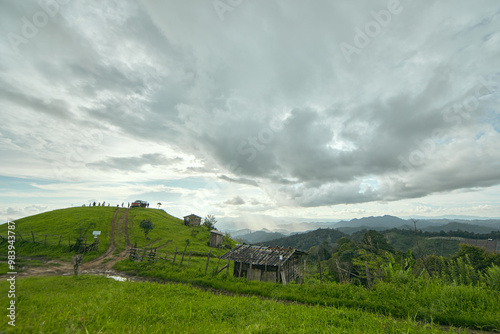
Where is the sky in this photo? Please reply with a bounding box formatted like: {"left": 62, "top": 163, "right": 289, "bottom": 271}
{"left": 1, "top": 0, "right": 500, "bottom": 231}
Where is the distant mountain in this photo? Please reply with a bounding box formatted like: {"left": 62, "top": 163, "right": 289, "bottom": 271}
{"left": 333, "top": 215, "right": 407, "bottom": 229}
{"left": 332, "top": 215, "right": 427, "bottom": 234}
{"left": 329, "top": 215, "right": 500, "bottom": 235}
{"left": 224, "top": 215, "right": 500, "bottom": 238}
{"left": 228, "top": 229, "right": 253, "bottom": 238}
{"left": 238, "top": 230, "right": 287, "bottom": 244}
{"left": 260, "top": 228, "right": 346, "bottom": 251}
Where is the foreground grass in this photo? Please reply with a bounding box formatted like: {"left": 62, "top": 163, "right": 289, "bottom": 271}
{"left": 115, "top": 259, "right": 500, "bottom": 331}
{"left": 0, "top": 275, "right": 463, "bottom": 333}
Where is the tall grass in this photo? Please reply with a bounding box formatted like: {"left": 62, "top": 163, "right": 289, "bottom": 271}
{"left": 0, "top": 275, "right": 464, "bottom": 333}
{"left": 114, "top": 259, "right": 500, "bottom": 331}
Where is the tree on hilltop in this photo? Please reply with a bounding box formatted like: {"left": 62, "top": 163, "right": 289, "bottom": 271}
{"left": 203, "top": 214, "right": 217, "bottom": 230}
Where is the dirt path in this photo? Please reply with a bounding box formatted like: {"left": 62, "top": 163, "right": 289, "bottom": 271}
{"left": 81, "top": 208, "right": 130, "bottom": 271}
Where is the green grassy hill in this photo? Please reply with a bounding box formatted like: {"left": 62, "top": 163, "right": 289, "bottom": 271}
{"left": 0, "top": 206, "right": 229, "bottom": 266}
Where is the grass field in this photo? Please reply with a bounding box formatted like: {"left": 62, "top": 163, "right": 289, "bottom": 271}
{"left": 114, "top": 259, "right": 500, "bottom": 331}
{"left": 1, "top": 207, "right": 499, "bottom": 332}
{"left": 0, "top": 275, "right": 466, "bottom": 333}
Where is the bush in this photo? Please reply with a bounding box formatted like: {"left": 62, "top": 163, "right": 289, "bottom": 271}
{"left": 485, "top": 265, "right": 500, "bottom": 291}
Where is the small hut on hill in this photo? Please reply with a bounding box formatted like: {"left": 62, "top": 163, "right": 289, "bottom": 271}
{"left": 183, "top": 214, "right": 201, "bottom": 226}
{"left": 220, "top": 244, "right": 307, "bottom": 284}
{"left": 210, "top": 230, "right": 224, "bottom": 248}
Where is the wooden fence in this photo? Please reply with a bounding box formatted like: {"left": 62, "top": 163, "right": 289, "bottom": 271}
{"left": 0, "top": 231, "right": 99, "bottom": 254}
{"left": 129, "top": 242, "right": 230, "bottom": 274}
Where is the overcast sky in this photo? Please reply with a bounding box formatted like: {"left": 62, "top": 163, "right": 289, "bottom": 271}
{"left": 1, "top": 0, "right": 500, "bottom": 230}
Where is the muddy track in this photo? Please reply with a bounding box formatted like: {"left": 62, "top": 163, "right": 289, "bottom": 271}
{"left": 82, "top": 208, "right": 131, "bottom": 271}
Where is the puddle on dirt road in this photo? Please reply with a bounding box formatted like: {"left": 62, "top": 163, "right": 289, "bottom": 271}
{"left": 106, "top": 275, "right": 128, "bottom": 282}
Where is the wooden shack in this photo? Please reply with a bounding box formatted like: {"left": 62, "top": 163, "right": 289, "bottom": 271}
{"left": 220, "top": 244, "right": 306, "bottom": 284}
{"left": 183, "top": 214, "right": 201, "bottom": 226}
{"left": 210, "top": 230, "right": 224, "bottom": 248}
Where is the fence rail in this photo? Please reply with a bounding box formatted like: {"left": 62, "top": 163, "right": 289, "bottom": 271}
{"left": 129, "top": 243, "right": 229, "bottom": 274}
{"left": 0, "top": 231, "right": 99, "bottom": 254}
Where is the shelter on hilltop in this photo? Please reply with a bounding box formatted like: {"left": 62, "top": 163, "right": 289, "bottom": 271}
{"left": 184, "top": 214, "right": 201, "bottom": 226}
{"left": 220, "top": 244, "right": 306, "bottom": 284}
{"left": 210, "top": 230, "right": 224, "bottom": 248}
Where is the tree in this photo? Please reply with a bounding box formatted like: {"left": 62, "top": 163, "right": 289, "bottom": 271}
{"left": 139, "top": 219, "right": 154, "bottom": 239}
{"left": 202, "top": 214, "right": 217, "bottom": 230}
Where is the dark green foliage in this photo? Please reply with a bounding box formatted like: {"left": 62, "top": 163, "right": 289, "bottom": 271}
{"left": 261, "top": 228, "right": 346, "bottom": 251}
{"left": 139, "top": 218, "right": 154, "bottom": 239}
{"left": 202, "top": 214, "right": 217, "bottom": 230}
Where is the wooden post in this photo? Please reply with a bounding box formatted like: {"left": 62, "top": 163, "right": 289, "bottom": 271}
{"left": 187, "top": 250, "right": 192, "bottom": 268}
{"left": 163, "top": 250, "right": 169, "bottom": 264}
{"left": 365, "top": 261, "right": 372, "bottom": 287}
{"left": 336, "top": 260, "right": 343, "bottom": 283}
{"left": 31, "top": 231, "right": 35, "bottom": 242}
{"left": 205, "top": 250, "right": 211, "bottom": 274}
{"left": 249, "top": 255, "right": 253, "bottom": 280}
{"left": 216, "top": 257, "right": 221, "bottom": 272}
{"left": 172, "top": 247, "right": 178, "bottom": 266}
{"left": 180, "top": 242, "right": 188, "bottom": 266}
{"left": 226, "top": 260, "right": 230, "bottom": 273}
{"left": 318, "top": 257, "right": 322, "bottom": 281}
{"left": 238, "top": 261, "right": 242, "bottom": 277}
{"left": 142, "top": 248, "right": 147, "bottom": 261}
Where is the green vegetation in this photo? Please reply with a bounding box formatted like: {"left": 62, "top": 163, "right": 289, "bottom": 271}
{"left": 261, "top": 228, "right": 346, "bottom": 251}
{"left": 1, "top": 275, "right": 465, "bottom": 333}
{"left": 139, "top": 218, "right": 154, "bottom": 239}
{"left": 202, "top": 214, "right": 217, "bottom": 230}
{"left": 0, "top": 207, "right": 228, "bottom": 269}
{"left": 114, "top": 257, "right": 500, "bottom": 331}
{"left": 0, "top": 207, "right": 116, "bottom": 262}
{"left": 2, "top": 208, "right": 499, "bottom": 332}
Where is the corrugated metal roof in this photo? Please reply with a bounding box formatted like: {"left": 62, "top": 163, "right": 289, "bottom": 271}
{"left": 220, "top": 244, "right": 306, "bottom": 266}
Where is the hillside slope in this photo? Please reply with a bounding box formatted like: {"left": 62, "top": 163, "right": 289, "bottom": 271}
{"left": 0, "top": 206, "right": 226, "bottom": 264}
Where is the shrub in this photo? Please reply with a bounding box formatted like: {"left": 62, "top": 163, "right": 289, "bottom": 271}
{"left": 485, "top": 265, "right": 500, "bottom": 291}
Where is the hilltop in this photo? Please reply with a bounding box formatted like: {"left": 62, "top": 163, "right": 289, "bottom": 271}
{"left": 0, "top": 206, "right": 228, "bottom": 272}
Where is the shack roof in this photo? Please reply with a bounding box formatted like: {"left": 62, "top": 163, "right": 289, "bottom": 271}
{"left": 184, "top": 214, "right": 201, "bottom": 219}
{"left": 210, "top": 230, "right": 224, "bottom": 235}
{"left": 220, "top": 244, "right": 307, "bottom": 266}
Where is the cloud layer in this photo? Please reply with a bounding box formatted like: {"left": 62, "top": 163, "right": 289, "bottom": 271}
{"left": 1, "top": 0, "right": 500, "bottom": 223}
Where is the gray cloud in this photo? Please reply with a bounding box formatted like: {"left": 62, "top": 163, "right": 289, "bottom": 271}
{"left": 88, "top": 153, "right": 182, "bottom": 172}
{"left": 224, "top": 196, "right": 245, "bottom": 205}
{"left": 1, "top": 0, "right": 500, "bottom": 212}
{"left": 218, "top": 175, "right": 258, "bottom": 187}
